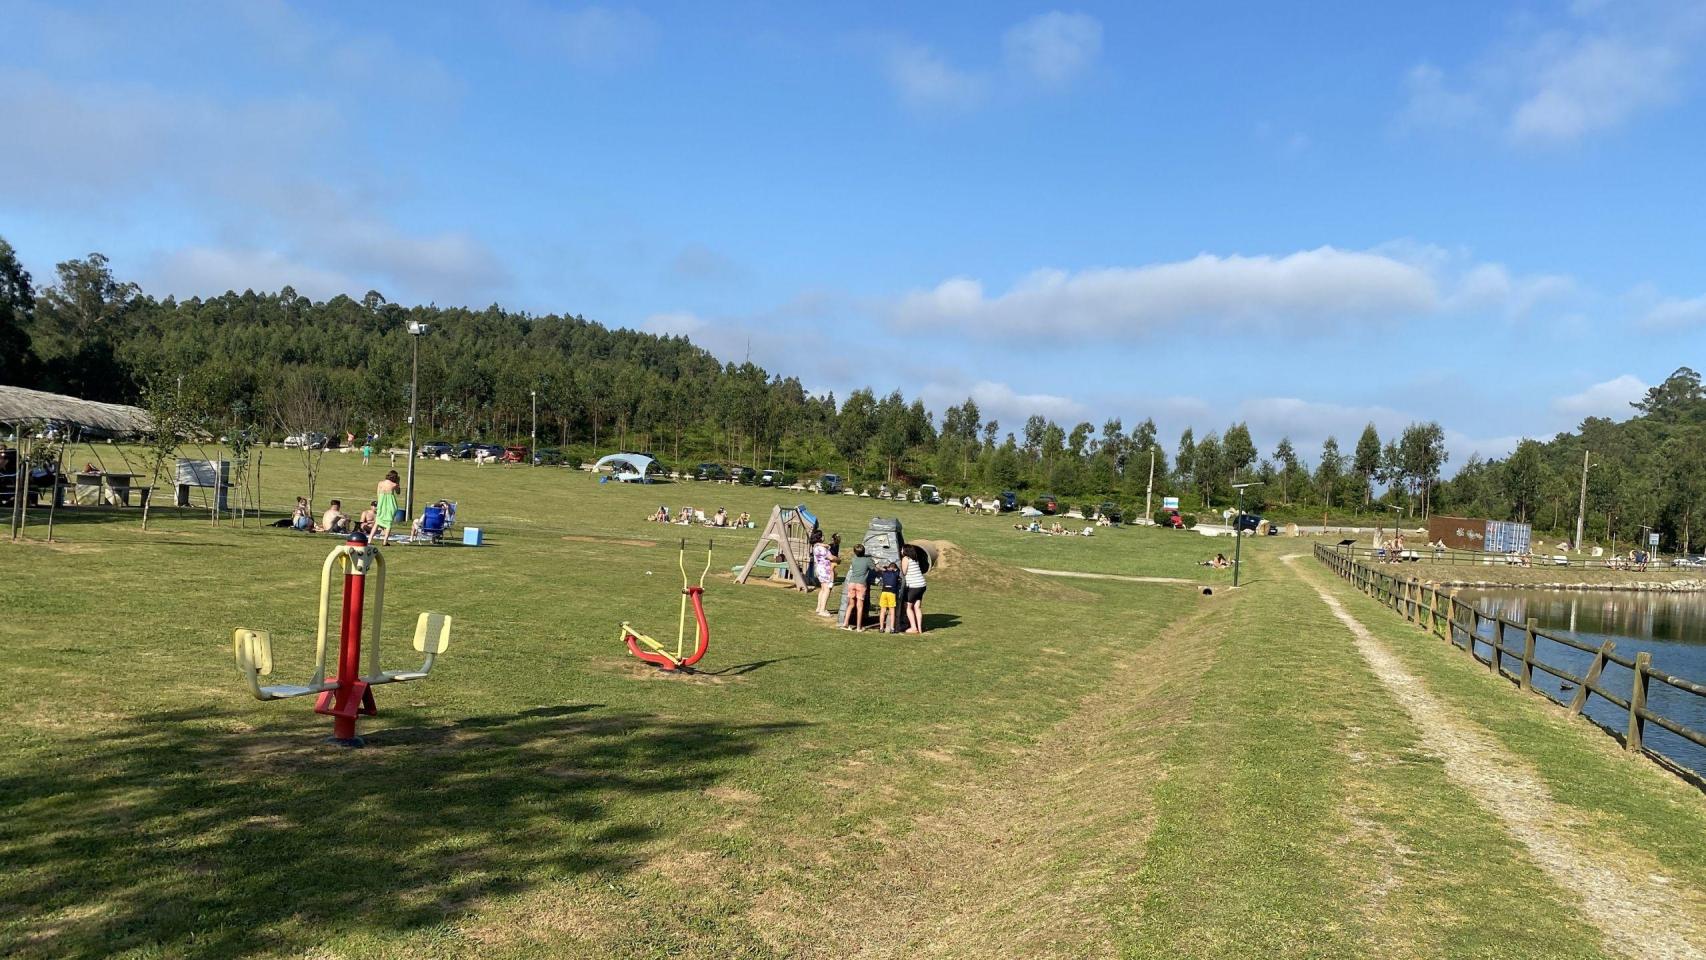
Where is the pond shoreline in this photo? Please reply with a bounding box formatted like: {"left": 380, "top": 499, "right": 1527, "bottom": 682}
{"left": 1433, "top": 578, "right": 1706, "bottom": 594}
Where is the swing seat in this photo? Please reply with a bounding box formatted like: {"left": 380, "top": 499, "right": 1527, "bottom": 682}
{"left": 233, "top": 629, "right": 328, "bottom": 700}
{"left": 373, "top": 612, "right": 453, "bottom": 683}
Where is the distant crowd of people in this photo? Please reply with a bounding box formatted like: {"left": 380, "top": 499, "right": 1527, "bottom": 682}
{"left": 647, "top": 505, "right": 752, "bottom": 528}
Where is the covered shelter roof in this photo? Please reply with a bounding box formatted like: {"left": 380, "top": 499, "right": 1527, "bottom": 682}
{"left": 0, "top": 385, "right": 152, "bottom": 438}
{"left": 593, "top": 452, "right": 660, "bottom": 477}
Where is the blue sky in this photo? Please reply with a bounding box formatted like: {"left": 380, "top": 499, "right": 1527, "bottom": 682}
{"left": 3, "top": 0, "right": 1704, "bottom": 470}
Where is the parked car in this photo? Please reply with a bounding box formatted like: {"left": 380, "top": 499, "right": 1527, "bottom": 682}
{"left": 695, "top": 462, "right": 728, "bottom": 481}
{"left": 759, "top": 468, "right": 791, "bottom": 487}
{"left": 502, "top": 445, "right": 529, "bottom": 463}
{"left": 729, "top": 465, "right": 757, "bottom": 484}
{"left": 918, "top": 484, "right": 942, "bottom": 504}
{"left": 283, "top": 431, "right": 331, "bottom": 449}
{"left": 419, "top": 440, "right": 453, "bottom": 458}
{"left": 532, "top": 447, "right": 569, "bottom": 466}
{"left": 1097, "top": 501, "right": 1123, "bottom": 524}
{"left": 1034, "top": 493, "right": 1059, "bottom": 514}
{"left": 997, "top": 490, "right": 1019, "bottom": 512}
{"left": 816, "top": 473, "right": 844, "bottom": 494}
{"left": 456, "top": 441, "right": 504, "bottom": 460}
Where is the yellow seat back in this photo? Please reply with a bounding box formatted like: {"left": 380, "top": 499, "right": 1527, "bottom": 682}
{"left": 233, "top": 628, "right": 274, "bottom": 676}
{"left": 413, "top": 613, "right": 452, "bottom": 655}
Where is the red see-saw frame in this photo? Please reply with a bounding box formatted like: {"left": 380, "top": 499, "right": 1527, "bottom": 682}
{"left": 622, "top": 539, "right": 712, "bottom": 671}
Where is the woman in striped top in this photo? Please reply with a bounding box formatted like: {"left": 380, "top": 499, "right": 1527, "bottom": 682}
{"left": 899, "top": 543, "right": 929, "bottom": 634}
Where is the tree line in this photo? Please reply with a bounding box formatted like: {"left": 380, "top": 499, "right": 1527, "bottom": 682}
{"left": 3, "top": 238, "right": 1690, "bottom": 545}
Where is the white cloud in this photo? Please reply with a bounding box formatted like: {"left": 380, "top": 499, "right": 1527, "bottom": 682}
{"left": 896, "top": 247, "right": 1440, "bottom": 338}
{"left": 639, "top": 311, "right": 708, "bottom": 337}
{"left": 505, "top": 3, "right": 657, "bottom": 70}
{"left": 147, "top": 247, "right": 356, "bottom": 302}
{"left": 1399, "top": 3, "right": 1706, "bottom": 145}
{"left": 886, "top": 43, "right": 986, "bottom": 111}
{"left": 1445, "top": 262, "right": 1576, "bottom": 317}
{"left": 1552, "top": 374, "right": 1650, "bottom": 419}
{"left": 1509, "top": 35, "right": 1678, "bottom": 143}
{"left": 920, "top": 379, "right": 1087, "bottom": 427}
{"left": 1002, "top": 11, "right": 1103, "bottom": 89}
{"left": 895, "top": 244, "right": 1584, "bottom": 340}
{"left": 0, "top": 69, "right": 337, "bottom": 203}
{"left": 1640, "top": 294, "right": 1706, "bottom": 330}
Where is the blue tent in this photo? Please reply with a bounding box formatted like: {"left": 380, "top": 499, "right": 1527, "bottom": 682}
{"left": 593, "top": 453, "right": 660, "bottom": 483}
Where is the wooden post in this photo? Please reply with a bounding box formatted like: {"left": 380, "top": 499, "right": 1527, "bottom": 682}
{"left": 1489, "top": 619, "right": 1501, "bottom": 675}
{"left": 1627, "top": 652, "right": 1651, "bottom": 753}
{"left": 1568, "top": 640, "right": 1614, "bottom": 716}
{"left": 1520, "top": 618, "right": 1536, "bottom": 692}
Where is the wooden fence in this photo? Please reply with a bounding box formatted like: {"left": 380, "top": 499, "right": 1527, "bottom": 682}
{"left": 1314, "top": 543, "right": 1706, "bottom": 780}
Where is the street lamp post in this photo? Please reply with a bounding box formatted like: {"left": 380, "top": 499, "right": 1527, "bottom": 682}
{"left": 404, "top": 321, "right": 429, "bottom": 523}
{"left": 530, "top": 390, "right": 537, "bottom": 466}
{"left": 1574, "top": 449, "right": 1594, "bottom": 552}
{"left": 1231, "top": 481, "right": 1263, "bottom": 587}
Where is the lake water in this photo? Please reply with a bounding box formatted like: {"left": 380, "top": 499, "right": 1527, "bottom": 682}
{"left": 1454, "top": 588, "right": 1706, "bottom": 780}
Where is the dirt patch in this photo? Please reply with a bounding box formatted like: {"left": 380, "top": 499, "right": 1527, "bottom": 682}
{"left": 704, "top": 785, "right": 763, "bottom": 805}
{"left": 562, "top": 535, "right": 657, "bottom": 547}
{"left": 600, "top": 659, "right": 738, "bottom": 684}
{"left": 1287, "top": 553, "right": 1706, "bottom": 960}
{"left": 1022, "top": 567, "right": 1197, "bottom": 586}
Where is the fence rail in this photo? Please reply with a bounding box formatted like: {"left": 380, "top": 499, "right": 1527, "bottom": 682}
{"left": 1313, "top": 543, "right": 1706, "bottom": 777}
{"left": 1334, "top": 544, "right": 1704, "bottom": 574}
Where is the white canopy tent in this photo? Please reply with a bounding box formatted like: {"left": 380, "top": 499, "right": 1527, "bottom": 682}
{"left": 592, "top": 452, "right": 660, "bottom": 483}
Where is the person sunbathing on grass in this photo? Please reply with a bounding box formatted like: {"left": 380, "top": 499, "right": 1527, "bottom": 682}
{"left": 649, "top": 505, "right": 670, "bottom": 523}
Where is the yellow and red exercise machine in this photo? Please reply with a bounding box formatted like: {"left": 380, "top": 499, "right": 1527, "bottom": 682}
{"left": 232, "top": 533, "right": 453, "bottom": 746}
{"left": 622, "top": 538, "right": 712, "bottom": 672}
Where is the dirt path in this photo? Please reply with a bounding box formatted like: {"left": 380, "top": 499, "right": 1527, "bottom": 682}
{"left": 1285, "top": 553, "right": 1706, "bottom": 960}
{"left": 764, "top": 600, "right": 1222, "bottom": 958}
{"left": 1020, "top": 567, "right": 1196, "bottom": 585}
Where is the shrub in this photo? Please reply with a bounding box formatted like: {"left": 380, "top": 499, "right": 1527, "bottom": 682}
{"left": 1181, "top": 513, "right": 1198, "bottom": 528}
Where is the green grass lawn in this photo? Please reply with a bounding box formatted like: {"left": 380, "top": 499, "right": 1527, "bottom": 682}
{"left": 2, "top": 450, "right": 1702, "bottom": 958}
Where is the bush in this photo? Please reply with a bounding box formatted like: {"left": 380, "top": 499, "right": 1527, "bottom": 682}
{"left": 1181, "top": 513, "right": 1198, "bottom": 528}
{"left": 1078, "top": 503, "right": 1095, "bottom": 520}
{"left": 1152, "top": 509, "right": 1173, "bottom": 527}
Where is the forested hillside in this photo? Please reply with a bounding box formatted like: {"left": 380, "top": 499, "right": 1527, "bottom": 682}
{"left": 1, "top": 237, "right": 1695, "bottom": 546}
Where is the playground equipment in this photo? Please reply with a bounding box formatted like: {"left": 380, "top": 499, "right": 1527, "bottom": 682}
{"left": 233, "top": 534, "right": 453, "bottom": 746}
{"left": 734, "top": 504, "right": 819, "bottom": 590}
{"left": 623, "top": 539, "right": 713, "bottom": 671}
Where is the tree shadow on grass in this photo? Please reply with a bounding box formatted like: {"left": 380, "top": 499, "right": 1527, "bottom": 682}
{"left": 0, "top": 703, "right": 808, "bottom": 959}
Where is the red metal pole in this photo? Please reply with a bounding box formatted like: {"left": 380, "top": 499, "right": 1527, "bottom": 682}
{"left": 333, "top": 562, "right": 366, "bottom": 741}
{"left": 315, "top": 539, "right": 377, "bottom": 746}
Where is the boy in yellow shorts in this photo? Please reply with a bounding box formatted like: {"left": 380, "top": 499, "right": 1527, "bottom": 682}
{"left": 877, "top": 562, "right": 901, "bottom": 634}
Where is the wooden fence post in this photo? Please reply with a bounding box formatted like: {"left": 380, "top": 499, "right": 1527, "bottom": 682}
{"left": 1568, "top": 640, "right": 1614, "bottom": 716}
{"left": 1520, "top": 618, "right": 1536, "bottom": 692}
{"left": 1627, "top": 652, "right": 1651, "bottom": 753}
{"left": 1489, "top": 619, "right": 1501, "bottom": 675}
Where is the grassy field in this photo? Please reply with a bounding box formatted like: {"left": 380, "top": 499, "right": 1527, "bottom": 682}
{"left": 3, "top": 449, "right": 1703, "bottom": 958}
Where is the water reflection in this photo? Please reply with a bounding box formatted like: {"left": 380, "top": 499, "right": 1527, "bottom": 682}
{"left": 1456, "top": 588, "right": 1706, "bottom": 780}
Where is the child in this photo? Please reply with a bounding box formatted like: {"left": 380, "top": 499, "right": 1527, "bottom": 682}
{"left": 359, "top": 501, "right": 378, "bottom": 536}
{"left": 840, "top": 544, "right": 874, "bottom": 631}
{"left": 877, "top": 561, "right": 901, "bottom": 634}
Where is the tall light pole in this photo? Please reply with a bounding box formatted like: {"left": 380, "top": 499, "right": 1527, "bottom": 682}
{"left": 1574, "top": 449, "right": 1594, "bottom": 552}
{"left": 1386, "top": 503, "right": 1404, "bottom": 562}
{"left": 1231, "top": 481, "right": 1263, "bottom": 587}
{"left": 404, "top": 321, "right": 429, "bottom": 522}
{"left": 530, "top": 389, "right": 537, "bottom": 466}
{"left": 1144, "top": 447, "right": 1156, "bottom": 519}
